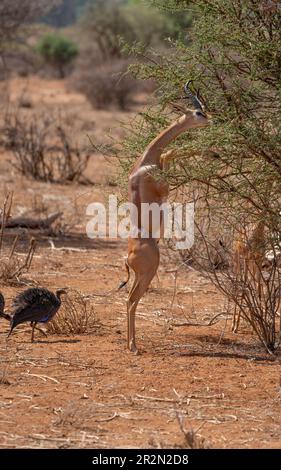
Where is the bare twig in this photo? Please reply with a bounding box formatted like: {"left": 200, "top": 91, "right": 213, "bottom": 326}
{"left": 171, "top": 312, "right": 228, "bottom": 327}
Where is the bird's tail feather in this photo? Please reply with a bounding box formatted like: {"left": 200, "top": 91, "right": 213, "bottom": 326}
{"left": 0, "top": 312, "right": 11, "bottom": 321}
{"left": 7, "top": 323, "right": 14, "bottom": 338}
{"left": 118, "top": 259, "right": 130, "bottom": 290}
{"left": 6, "top": 315, "right": 16, "bottom": 338}
{"left": 0, "top": 292, "right": 5, "bottom": 316}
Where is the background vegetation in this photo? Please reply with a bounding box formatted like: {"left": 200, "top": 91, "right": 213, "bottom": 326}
{"left": 0, "top": 0, "right": 192, "bottom": 105}
{"left": 36, "top": 33, "right": 78, "bottom": 77}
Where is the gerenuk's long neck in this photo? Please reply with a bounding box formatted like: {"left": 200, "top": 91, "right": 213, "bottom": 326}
{"left": 140, "top": 115, "right": 188, "bottom": 167}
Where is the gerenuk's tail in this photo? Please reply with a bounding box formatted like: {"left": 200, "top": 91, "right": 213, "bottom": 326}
{"left": 118, "top": 259, "right": 130, "bottom": 290}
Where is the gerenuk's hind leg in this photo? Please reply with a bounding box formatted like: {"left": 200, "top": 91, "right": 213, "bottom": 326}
{"left": 126, "top": 238, "right": 160, "bottom": 353}
{"left": 127, "top": 268, "right": 158, "bottom": 353}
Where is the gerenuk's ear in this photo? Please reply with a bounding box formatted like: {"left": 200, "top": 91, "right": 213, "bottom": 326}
{"left": 170, "top": 102, "right": 189, "bottom": 114}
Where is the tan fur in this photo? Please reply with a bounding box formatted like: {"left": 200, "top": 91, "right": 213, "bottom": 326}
{"left": 124, "top": 109, "right": 210, "bottom": 353}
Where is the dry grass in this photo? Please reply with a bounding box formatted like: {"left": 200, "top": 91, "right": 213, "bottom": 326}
{"left": 175, "top": 414, "right": 209, "bottom": 449}
{"left": 0, "top": 239, "right": 36, "bottom": 285}
{"left": 0, "top": 193, "right": 36, "bottom": 286}
{"left": 47, "top": 289, "right": 100, "bottom": 335}
{"left": 0, "top": 367, "right": 11, "bottom": 386}
{"left": 148, "top": 413, "right": 210, "bottom": 449}
{"left": 54, "top": 401, "right": 83, "bottom": 427}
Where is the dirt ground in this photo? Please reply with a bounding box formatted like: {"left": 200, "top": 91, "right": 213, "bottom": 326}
{"left": 0, "top": 77, "right": 281, "bottom": 449}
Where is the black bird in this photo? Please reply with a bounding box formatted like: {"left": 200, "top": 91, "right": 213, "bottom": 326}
{"left": 3, "top": 288, "right": 67, "bottom": 342}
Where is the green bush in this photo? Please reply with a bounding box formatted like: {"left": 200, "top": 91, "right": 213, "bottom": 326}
{"left": 36, "top": 33, "right": 78, "bottom": 77}
{"left": 123, "top": 0, "right": 281, "bottom": 233}
{"left": 119, "top": 0, "right": 281, "bottom": 353}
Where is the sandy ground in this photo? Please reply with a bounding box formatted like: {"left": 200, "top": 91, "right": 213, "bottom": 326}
{"left": 0, "top": 77, "right": 281, "bottom": 449}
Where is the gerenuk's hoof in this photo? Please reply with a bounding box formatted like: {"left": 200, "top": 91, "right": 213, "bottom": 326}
{"left": 128, "top": 341, "right": 140, "bottom": 355}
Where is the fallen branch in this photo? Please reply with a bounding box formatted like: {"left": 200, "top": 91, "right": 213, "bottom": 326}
{"left": 48, "top": 240, "right": 87, "bottom": 252}
{"left": 171, "top": 312, "right": 229, "bottom": 327}
{"left": 21, "top": 372, "right": 60, "bottom": 384}
{"left": 2, "top": 212, "right": 63, "bottom": 229}
{"left": 94, "top": 412, "right": 119, "bottom": 423}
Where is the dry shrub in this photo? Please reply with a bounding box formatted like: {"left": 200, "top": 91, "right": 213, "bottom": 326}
{"left": 192, "top": 213, "right": 281, "bottom": 354}
{"left": 219, "top": 249, "right": 280, "bottom": 353}
{"left": 54, "top": 401, "right": 82, "bottom": 427}
{"left": 54, "top": 401, "right": 99, "bottom": 429}
{"left": 0, "top": 238, "right": 36, "bottom": 286}
{"left": 70, "top": 59, "right": 139, "bottom": 110}
{"left": 2, "top": 109, "right": 92, "bottom": 184}
{"left": 0, "top": 193, "right": 36, "bottom": 286}
{"left": 0, "top": 49, "right": 39, "bottom": 79}
{"left": 47, "top": 289, "right": 99, "bottom": 335}
{"left": 0, "top": 366, "right": 11, "bottom": 386}
{"left": 164, "top": 187, "right": 281, "bottom": 354}
{"left": 149, "top": 414, "right": 209, "bottom": 449}
{"left": 175, "top": 414, "right": 209, "bottom": 449}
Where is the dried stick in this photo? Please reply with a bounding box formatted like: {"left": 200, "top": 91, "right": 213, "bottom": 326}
{"left": 171, "top": 312, "right": 227, "bottom": 328}
{"left": 0, "top": 192, "right": 13, "bottom": 252}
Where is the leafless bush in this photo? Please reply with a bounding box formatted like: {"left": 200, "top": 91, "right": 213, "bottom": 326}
{"left": 192, "top": 213, "right": 281, "bottom": 354}
{"left": 54, "top": 401, "right": 82, "bottom": 427}
{"left": 163, "top": 175, "right": 281, "bottom": 354}
{"left": 0, "top": 49, "right": 40, "bottom": 80}
{"left": 149, "top": 413, "right": 210, "bottom": 449}
{"left": 47, "top": 289, "right": 100, "bottom": 335}
{"left": 0, "top": 239, "right": 36, "bottom": 286}
{"left": 0, "top": 193, "right": 37, "bottom": 286}
{"left": 2, "top": 109, "right": 92, "bottom": 184}
{"left": 70, "top": 59, "right": 139, "bottom": 110}
{"left": 175, "top": 414, "right": 209, "bottom": 449}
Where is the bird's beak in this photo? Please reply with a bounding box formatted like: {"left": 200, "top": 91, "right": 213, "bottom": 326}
{"left": 59, "top": 288, "right": 68, "bottom": 295}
